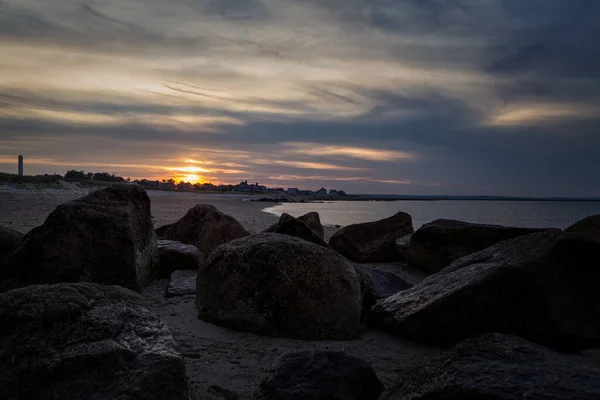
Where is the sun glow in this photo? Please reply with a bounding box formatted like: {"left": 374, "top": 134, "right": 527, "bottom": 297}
{"left": 180, "top": 174, "right": 201, "bottom": 183}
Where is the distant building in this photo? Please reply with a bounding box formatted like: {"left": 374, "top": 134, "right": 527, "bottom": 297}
{"left": 287, "top": 188, "right": 300, "bottom": 195}
{"left": 316, "top": 187, "right": 327, "bottom": 195}
{"left": 299, "top": 189, "right": 313, "bottom": 196}
{"left": 329, "top": 189, "right": 347, "bottom": 196}
{"left": 18, "top": 155, "right": 23, "bottom": 176}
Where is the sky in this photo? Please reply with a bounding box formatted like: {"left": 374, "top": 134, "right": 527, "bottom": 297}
{"left": 0, "top": 0, "right": 599, "bottom": 196}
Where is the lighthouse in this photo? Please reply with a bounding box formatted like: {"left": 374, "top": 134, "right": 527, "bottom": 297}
{"left": 18, "top": 155, "right": 23, "bottom": 176}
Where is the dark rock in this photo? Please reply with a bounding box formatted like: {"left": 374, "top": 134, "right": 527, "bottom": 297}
{"left": 297, "top": 212, "right": 324, "bottom": 239}
{"left": 0, "top": 226, "right": 23, "bottom": 261}
{"left": 263, "top": 213, "right": 328, "bottom": 248}
{"left": 196, "top": 233, "right": 363, "bottom": 340}
{"left": 354, "top": 266, "right": 376, "bottom": 319}
{"left": 255, "top": 350, "right": 384, "bottom": 400}
{"left": 208, "top": 385, "right": 240, "bottom": 400}
{"left": 0, "top": 185, "right": 159, "bottom": 292}
{"left": 158, "top": 240, "right": 203, "bottom": 278}
{"left": 0, "top": 282, "right": 190, "bottom": 400}
{"left": 382, "top": 333, "right": 600, "bottom": 400}
{"left": 403, "top": 219, "right": 551, "bottom": 274}
{"left": 163, "top": 204, "right": 250, "bottom": 255}
{"left": 356, "top": 265, "right": 412, "bottom": 299}
{"left": 167, "top": 270, "right": 197, "bottom": 298}
{"left": 156, "top": 223, "right": 173, "bottom": 239}
{"left": 369, "top": 231, "right": 600, "bottom": 351}
{"left": 566, "top": 214, "right": 600, "bottom": 242}
{"left": 329, "top": 212, "right": 414, "bottom": 263}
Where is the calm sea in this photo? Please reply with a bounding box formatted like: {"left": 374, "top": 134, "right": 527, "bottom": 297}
{"left": 263, "top": 200, "right": 600, "bottom": 229}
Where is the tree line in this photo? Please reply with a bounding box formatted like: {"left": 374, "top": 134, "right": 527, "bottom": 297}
{"left": 64, "top": 170, "right": 130, "bottom": 183}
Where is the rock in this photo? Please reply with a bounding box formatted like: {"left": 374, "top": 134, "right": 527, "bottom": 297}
{"left": 356, "top": 264, "right": 412, "bottom": 299}
{"left": 369, "top": 231, "right": 600, "bottom": 351}
{"left": 0, "top": 283, "right": 190, "bottom": 400}
{"left": 566, "top": 214, "right": 600, "bottom": 242}
{"left": 403, "top": 219, "right": 550, "bottom": 274}
{"left": 196, "top": 233, "right": 363, "bottom": 340}
{"left": 156, "top": 223, "right": 172, "bottom": 239}
{"left": 167, "top": 269, "right": 197, "bottom": 298}
{"left": 0, "top": 185, "right": 159, "bottom": 292}
{"left": 329, "top": 212, "right": 414, "bottom": 263}
{"left": 263, "top": 213, "right": 328, "bottom": 248}
{"left": 0, "top": 226, "right": 23, "bottom": 261}
{"left": 163, "top": 204, "right": 250, "bottom": 255}
{"left": 354, "top": 266, "right": 376, "bottom": 318}
{"left": 297, "top": 212, "right": 324, "bottom": 239}
{"left": 158, "top": 240, "right": 203, "bottom": 278}
{"left": 255, "top": 350, "right": 384, "bottom": 400}
{"left": 382, "top": 333, "right": 600, "bottom": 400}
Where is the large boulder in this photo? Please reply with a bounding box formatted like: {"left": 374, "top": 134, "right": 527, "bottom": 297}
{"left": 369, "top": 231, "right": 600, "bottom": 351}
{"left": 163, "top": 204, "right": 250, "bottom": 255}
{"left": 196, "top": 233, "right": 364, "bottom": 340}
{"left": 0, "top": 185, "right": 159, "bottom": 292}
{"left": 158, "top": 240, "right": 203, "bottom": 278}
{"left": 263, "top": 213, "right": 328, "bottom": 248}
{"left": 0, "top": 226, "right": 23, "bottom": 261}
{"left": 297, "top": 212, "right": 324, "bottom": 239}
{"left": 329, "top": 212, "right": 414, "bottom": 263}
{"left": 255, "top": 350, "right": 384, "bottom": 400}
{"left": 401, "top": 219, "right": 550, "bottom": 274}
{"left": 382, "top": 333, "right": 600, "bottom": 400}
{"left": 566, "top": 214, "right": 600, "bottom": 243}
{"left": 0, "top": 283, "right": 190, "bottom": 400}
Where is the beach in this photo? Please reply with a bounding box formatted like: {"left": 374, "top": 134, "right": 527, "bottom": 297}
{"left": 0, "top": 188, "right": 340, "bottom": 241}
{"left": 3, "top": 186, "right": 600, "bottom": 399}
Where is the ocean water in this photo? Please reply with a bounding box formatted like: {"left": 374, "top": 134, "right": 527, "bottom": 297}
{"left": 263, "top": 200, "right": 600, "bottom": 229}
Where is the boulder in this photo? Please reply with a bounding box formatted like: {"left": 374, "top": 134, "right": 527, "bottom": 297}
{"left": 297, "top": 212, "right": 324, "bottom": 239}
{"left": 0, "top": 283, "right": 190, "bottom": 400}
{"left": 402, "top": 219, "right": 550, "bottom": 274}
{"left": 356, "top": 265, "right": 412, "bottom": 299}
{"left": 163, "top": 204, "right": 250, "bottom": 255}
{"left": 382, "top": 333, "right": 600, "bottom": 400}
{"left": 167, "top": 269, "right": 197, "bottom": 298}
{"left": 0, "top": 226, "right": 23, "bottom": 261}
{"left": 329, "top": 212, "right": 414, "bottom": 263}
{"left": 255, "top": 350, "right": 384, "bottom": 400}
{"left": 263, "top": 213, "right": 328, "bottom": 248}
{"left": 369, "top": 231, "right": 600, "bottom": 351}
{"left": 158, "top": 240, "right": 203, "bottom": 278}
{"left": 196, "top": 233, "right": 364, "bottom": 340}
{"left": 566, "top": 214, "right": 600, "bottom": 243}
{"left": 0, "top": 185, "right": 159, "bottom": 292}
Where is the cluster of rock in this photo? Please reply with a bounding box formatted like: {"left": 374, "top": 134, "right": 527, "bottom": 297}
{"left": 2, "top": 184, "right": 600, "bottom": 399}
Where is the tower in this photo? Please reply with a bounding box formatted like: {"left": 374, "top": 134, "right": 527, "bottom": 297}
{"left": 18, "top": 155, "right": 23, "bottom": 176}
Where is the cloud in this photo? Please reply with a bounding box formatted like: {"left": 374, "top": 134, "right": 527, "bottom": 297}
{"left": 0, "top": 0, "right": 599, "bottom": 195}
{"left": 280, "top": 143, "right": 417, "bottom": 161}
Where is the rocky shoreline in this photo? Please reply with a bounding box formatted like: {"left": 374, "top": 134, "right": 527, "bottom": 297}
{"left": 1, "top": 184, "right": 600, "bottom": 399}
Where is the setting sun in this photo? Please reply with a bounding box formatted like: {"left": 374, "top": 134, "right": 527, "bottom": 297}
{"left": 183, "top": 174, "right": 201, "bottom": 184}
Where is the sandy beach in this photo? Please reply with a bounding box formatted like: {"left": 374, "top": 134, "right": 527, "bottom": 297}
{"left": 0, "top": 186, "right": 430, "bottom": 398}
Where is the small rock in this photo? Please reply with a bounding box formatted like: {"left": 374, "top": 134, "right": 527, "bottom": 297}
{"left": 167, "top": 270, "right": 197, "bottom": 298}
{"left": 158, "top": 240, "right": 203, "bottom": 278}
